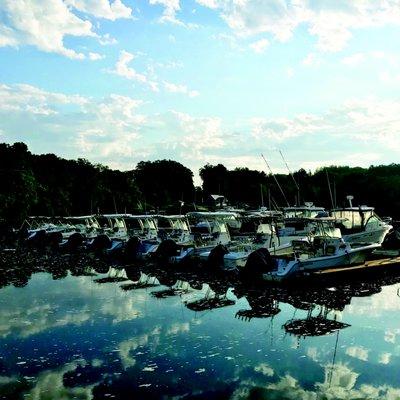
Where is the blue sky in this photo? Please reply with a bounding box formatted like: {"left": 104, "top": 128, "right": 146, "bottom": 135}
{"left": 1, "top": 0, "right": 400, "bottom": 183}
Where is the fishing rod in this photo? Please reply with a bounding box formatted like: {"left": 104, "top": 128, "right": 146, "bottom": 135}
{"left": 279, "top": 149, "right": 301, "bottom": 206}
{"left": 261, "top": 154, "right": 290, "bottom": 207}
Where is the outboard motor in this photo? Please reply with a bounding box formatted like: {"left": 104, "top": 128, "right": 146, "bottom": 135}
{"left": 124, "top": 236, "right": 142, "bottom": 261}
{"left": 207, "top": 244, "right": 229, "bottom": 268}
{"left": 154, "top": 239, "right": 179, "bottom": 260}
{"left": 26, "top": 229, "right": 47, "bottom": 249}
{"left": 46, "top": 231, "right": 63, "bottom": 250}
{"left": 125, "top": 267, "right": 141, "bottom": 282}
{"left": 241, "top": 248, "right": 276, "bottom": 281}
{"left": 88, "top": 234, "right": 112, "bottom": 253}
{"left": 61, "top": 232, "right": 84, "bottom": 253}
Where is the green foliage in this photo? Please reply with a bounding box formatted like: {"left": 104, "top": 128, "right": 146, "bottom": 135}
{"left": 134, "top": 160, "right": 194, "bottom": 210}
{"left": 2, "top": 141, "right": 400, "bottom": 224}
{"left": 199, "top": 163, "right": 400, "bottom": 218}
{"left": 0, "top": 143, "right": 194, "bottom": 224}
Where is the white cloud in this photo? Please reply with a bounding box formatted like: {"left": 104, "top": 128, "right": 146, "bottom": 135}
{"left": 110, "top": 51, "right": 199, "bottom": 96}
{"left": 379, "top": 352, "right": 391, "bottom": 365}
{"left": 345, "top": 346, "right": 369, "bottom": 361}
{"left": 0, "top": 83, "right": 149, "bottom": 168}
{"left": 251, "top": 97, "right": 400, "bottom": 152}
{"left": 172, "top": 111, "right": 224, "bottom": 153}
{"left": 254, "top": 363, "right": 274, "bottom": 377}
{"left": 341, "top": 52, "right": 365, "bottom": 66}
{"left": 0, "top": 0, "right": 96, "bottom": 59}
{"left": 286, "top": 67, "right": 294, "bottom": 78}
{"left": 27, "top": 362, "right": 95, "bottom": 400}
{"left": 250, "top": 38, "right": 269, "bottom": 54}
{"left": 88, "top": 52, "right": 104, "bottom": 60}
{"left": 302, "top": 52, "right": 323, "bottom": 67}
{"left": 99, "top": 33, "right": 118, "bottom": 45}
{"left": 379, "top": 71, "right": 400, "bottom": 85}
{"left": 112, "top": 50, "right": 147, "bottom": 82}
{"left": 251, "top": 114, "right": 324, "bottom": 141}
{"left": 0, "top": 1, "right": 130, "bottom": 58}
{"left": 110, "top": 50, "right": 159, "bottom": 91}
{"left": 196, "top": 0, "right": 220, "bottom": 9}
{"left": 65, "top": 0, "right": 132, "bottom": 20}
{"left": 0, "top": 83, "right": 88, "bottom": 115}
{"left": 195, "top": 1, "right": 400, "bottom": 52}
{"left": 149, "top": 0, "right": 197, "bottom": 27}
{"left": 164, "top": 81, "right": 199, "bottom": 97}
{"left": 149, "top": 0, "right": 181, "bottom": 24}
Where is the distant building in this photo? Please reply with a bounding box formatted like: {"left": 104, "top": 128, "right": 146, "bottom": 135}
{"left": 207, "top": 194, "right": 227, "bottom": 208}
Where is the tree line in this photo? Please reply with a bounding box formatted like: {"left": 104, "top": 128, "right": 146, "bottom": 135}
{"left": 1, "top": 142, "right": 400, "bottom": 226}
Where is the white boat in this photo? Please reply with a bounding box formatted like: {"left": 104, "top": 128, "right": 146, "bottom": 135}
{"left": 200, "top": 217, "right": 342, "bottom": 269}
{"left": 283, "top": 203, "right": 327, "bottom": 219}
{"left": 331, "top": 206, "right": 392, "bottom": 245}
{"left": 262, "top": 237, "right": 380, "bottom": 282}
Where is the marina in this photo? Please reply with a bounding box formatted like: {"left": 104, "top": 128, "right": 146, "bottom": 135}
{"left": 1, "top": 1, "right": 400, "bottom": 397}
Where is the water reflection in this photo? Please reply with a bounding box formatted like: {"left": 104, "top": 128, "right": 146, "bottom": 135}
{"left": 1, "top": 250, "right": 400, "bottom": 399}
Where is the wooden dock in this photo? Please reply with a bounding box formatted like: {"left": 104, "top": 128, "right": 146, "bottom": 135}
{"left": 312, "top": 256, "right": 400, "bottom": 276}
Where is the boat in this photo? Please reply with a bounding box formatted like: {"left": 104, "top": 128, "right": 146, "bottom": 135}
{"left": 200, "top": 217, "right": 342, "bottom": 270}
{"left": 261, "top": 236, "right": 380, "bottom": 282}
{"left": 330, "top": 203, "right": 392, "bottom": 245}
{"left": 283, "top": 202, "right": 327, "bottom": 219}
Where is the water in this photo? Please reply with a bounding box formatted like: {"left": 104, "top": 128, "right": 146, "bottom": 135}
{"left": 1, "top": 255, "right": 400, "bottom": 399}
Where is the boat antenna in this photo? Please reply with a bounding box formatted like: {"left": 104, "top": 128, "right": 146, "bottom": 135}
{"left": 346, "top": 195, "right": 354, "bottom": 208}
{"left": 261, "top": 154, "right": 290, "bottom": 207}
{"left": 325, "top": 169, "right": 335, "bottom": 209}
{"left": 279, "top": 150, "right": 300, "bottom": 205}
{"left": 260, "top": 183, "right": 265, "bottom": 208}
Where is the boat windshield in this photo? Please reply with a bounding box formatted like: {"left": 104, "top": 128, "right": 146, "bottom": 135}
{"left": 331, "top": 210, "right": 377, "bottom": 230}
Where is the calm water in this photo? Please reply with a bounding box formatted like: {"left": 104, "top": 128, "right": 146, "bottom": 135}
{"left": 1, "top": 255, "right": 400, "bottom": 399}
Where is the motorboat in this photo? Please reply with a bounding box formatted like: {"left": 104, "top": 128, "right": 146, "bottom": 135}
{"left": 331, "top": 205, "right": 392, "bottom": 245}
{"left": 262, "top": 236, "right": 380, "bottom": 282}
{"left": 200, "top": 217, "right": 342, "bottom": 270}
{"left": 283, "top": 203, "right": 327, "bottom": 219}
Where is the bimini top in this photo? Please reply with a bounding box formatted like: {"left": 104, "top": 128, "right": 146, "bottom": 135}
{"left": 125, "top": 214, "right": 158, "bottom": 219}
{"left": 331, "top": 206, "right": 375, "bottom": 212}
{"left": 100, "top": 213, "right": 133, "bottom": 218}
{"left": 187, "top": 211, "right": 240, "bottom": 219}
{"left": 283, "top": 205, "right": 325, "bottom": 212}
{"left": 65, "top": 215, "right": 98, "bottom": 220}
{"left": 155, "top": 215, "right": 189, "bottom": 220}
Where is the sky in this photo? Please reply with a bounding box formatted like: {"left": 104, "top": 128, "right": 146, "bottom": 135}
{"left": 1, "top": 0, "right": 400, "bottom": 184}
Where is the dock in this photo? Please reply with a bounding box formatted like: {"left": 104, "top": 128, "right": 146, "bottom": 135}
{"left": 312, "top": 256, "right": 400, "bottom": 276}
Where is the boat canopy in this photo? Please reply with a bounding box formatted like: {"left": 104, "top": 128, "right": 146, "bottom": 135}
{"left": 187, "top": 211, "right": 240, "bottom": 220}
{"left": 330, "top": 207, "right": 380, "bottom": 230}
{"left": 283, "top": 205, "right": 326, "bottom": 219}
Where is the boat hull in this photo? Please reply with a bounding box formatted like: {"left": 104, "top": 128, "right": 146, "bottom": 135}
{"left": 343, "top": 226, "right": 391, "bottom": 245}
{"left": 263, "top": 244, "right": 380, "bottom": 282}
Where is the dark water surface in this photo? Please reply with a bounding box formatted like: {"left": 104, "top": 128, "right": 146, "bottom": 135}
{"left": 1, "top": 255, "right": 400, "bottom": 399}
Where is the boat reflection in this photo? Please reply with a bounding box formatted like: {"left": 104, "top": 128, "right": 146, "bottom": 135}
{"left": 283, "top": 305, "right": 350, "bottom": 338}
